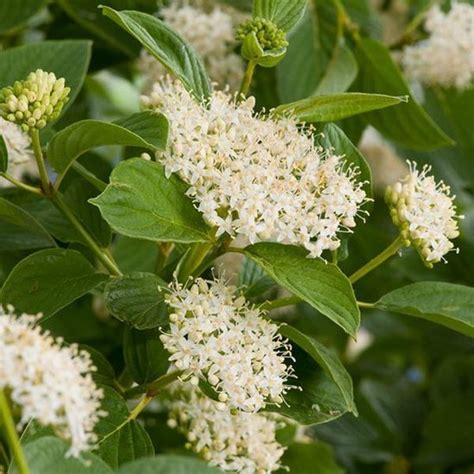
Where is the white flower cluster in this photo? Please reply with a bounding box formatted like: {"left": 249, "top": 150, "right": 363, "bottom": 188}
{"left": 160, "top": 277, "right": 295, "bottom": 413}
{"left": 385, "top": 162, "right": 462, "bottom": 266}
{"left": 0, "top": 307, "right": 104, "bottom": 457}
{"left": 401, "top": 3, "right": 474, "bottom": 90}
{"left": 168, "top": 385, "right": 285, "bottom": 473}
{"left": 0, "top": 69, "right": 70, "bottom": 131}
{"left": 0, "top": 117, "right": 33, "bottom": 165}
{"left": 143, "top": 79, "right": 368, "bottom": 258}
{"left": 0, "top": 116, "right": 36, "bottom": 188}
{"left": 139, "top": 2, "right": 244, "bottom": 90}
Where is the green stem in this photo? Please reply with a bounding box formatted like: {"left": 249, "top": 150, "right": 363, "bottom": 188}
{"left": 103, "top": 371, "right": 184, "bottom": 444}
{"left": 125, "top": 370, "right": 184, "bottom": 399}
{"left": 0, "top": 390, "right": 29, "bottom": 474}
{"left": 30, "top": 129, "right": 50, "bottom": 195}
{"left": 0, "top": 173, "right": 42, "bottom": 195}
{"left": 261, "top": 295, "right": 302, "bottom": 311}
{"left": 52, "top": 193, "right": 122, "bottom": 276}
{"left": 98, "top": 395, "right": 153, "bottom": 445}
{"left": 357, "top": 301, "right": 375, "bottom": 309}
{"left": 349, "top": 235, "right": 404, "bottom": 284}
{"left": 177, "top": 241, "right": 214, "bottom": 283}
{"left": 227, "top": 246, "right": 245, "bottom": 254}
{"left": 238, "top": 60, "right": 257, "bottom": 98}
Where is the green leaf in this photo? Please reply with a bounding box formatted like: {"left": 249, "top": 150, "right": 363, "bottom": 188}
{"left": 239, "top": 256, "right": 276, "bottom": 298}
{"left": 90, "top": 158, "right": 210, "bottom": 244}
{"left": 354, "top": 38, "right": 453, "bottom": 151}
{"left": 0, "top": 198, "right": 56, "bottom": 251}
{"left": 280, "top": 324, "right": 357, "bottom": 415}
{"left": 271, "top": 344, "right": 354, "bottom": 424}
{"left": 0, "top": 0, "right": 46, "bottom": 34}
{"left": 2, "top": 249, "right": 108, "bottom": 319}
{"left": 315, "top": 45, "right": 358, "bottom": 95}
{"left": 95, "top": 386, "right": 154, "bottom": 469}
{"left": 253, "top": 0, "right": 307, "bottom": 32}
{"left": 123, "top": 327, "right": 169, "bottom": 384}
{"left": 101, "top": 7, "right": 212, "bottom": 99}
{"left": 105, "top": 272, "right": 168, "bottom": 329}
{"left": 376, "top": 282, "right": 474, "bottom": 338}
{"left": 118, "top": 455, "right": 223, "bottom": 474}
{"left": 81, "top": 345, "right": 116, "bottom": 388}
{"left": 0, "top": 134, "right": 8, "bottom": 172}
{"left": 281, "top": 441, "right": 345, "bottom": 473}
{"left": 56, "top": 0, "right": 156, "bottom": 58}
{"left": 0, "top": 40, "right": 91, "bottom": 121}
{"left": 315, "top": 122, "right": 373, "bottom": 199}
{"left": 48, "top": 112, "right": 168, "bottom": 185}
{"left": 112, "top": 236, "right": 159, "bottom": 274}
{"left": 275, "top": 92, "right": 405, "bottom": 123}
{"left": 62, "top": 180, "right": 112, "bottom": 247}
{"left": 11, "top": 436, "right": 113, "bottom": 474}
{"left": 277, "top": 2, "right": 351, "bottom": 102}
{"left": 244, "top": 243, "right": 360, "bottom": 336}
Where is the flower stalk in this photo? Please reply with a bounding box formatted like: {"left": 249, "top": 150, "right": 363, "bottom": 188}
{"left": 0, "top": 390, "right": 30, "bottom": 474}
{"left": 349, "top": 235, "right": 405, "bottom": 284}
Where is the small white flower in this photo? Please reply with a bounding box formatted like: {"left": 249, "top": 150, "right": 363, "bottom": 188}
{"left": 143, "top": 78, "right": 368, "bottom": 258}
{"left": 0, "top": 306, "right": 105, "bottom": 457}
{"left": 168, "top": 385, "right": 286, "bottom": 473}
{"left": 385, "top": 162, "right": 462, "bottom": 266}
{"left": 160, "top": 277, "right": 295, "bottom": 413}
{"left": 138, "top": 3, "right": 244, "bottom": 90}
{"left": 401, "top": 3, "right": 474, "bottom": 90}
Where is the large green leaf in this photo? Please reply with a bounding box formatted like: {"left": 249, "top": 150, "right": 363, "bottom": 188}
{"left": 0, "top": 198, "right": 56, "bottom": 251}
{"left": 104, "top": 272, "right": 168, "bottom": 329}
{"left": 0, "top": 0, "right": 46, "bottom": 34}
{"left": 376, "top": 282, "right": 474, "bottom": 338}
{"left": 0, "top": 40, "right": 91, "bottom": 120}
{"left": 253, "top": 0, "right": 307, "bottom": 32}
{"left": 315, "top": 45, "right": 358, "bottom": 95}
{"left": 56, "top": 0, "right": 156, "bottom": 58}
{"left": 62, "top": 180, "right": 112, "bottom": 247}
{"left": 315, "top": 122, "right": 372, "bottom": 198}
{"left": 275, "top": 92, "right": 404, "bottom": 123}
{"left": 244, "top": 243, "right": 360, "bottom": 336}
{"left": 239, "top": 256, "right": 276, "bottom": 298}
{"left": 280, "top": 324, "right": 357, "bottom": 414}
{"left": 90, "top": 158, "right": 211, "bottom": 244}
{"left": 354, "top": 38, "right": 453, "bottom": 151}
{"left": 123, "top": 327, "right": 169, "bottom": 384}
{"left": 101, "top": 7, "right": 212, "bottom": 99}
{"left": 95, "top": 386, "right": 154, "bottom": 469}
{"left": 118, "top": 456, "right": 223, "bottom": 474}
{"left": 271, "top": 344, "right": 354, "bottom": 424}
{"left": 1, "top": 249, "right": 108, "bottom": 319}
{"left": 11, "top": 436, "right": 113, "bottom": 474}
{"left": 277, "top": 2, "right": 350, "bottom": 102}
{"left": 281, "top": 442, "right": 345, "bottom": 473}
{"left": 48, "top": 112, "right": 168, "bottom": 186}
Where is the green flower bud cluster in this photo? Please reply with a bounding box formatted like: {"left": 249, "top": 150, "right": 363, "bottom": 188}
{"left": 385, "top": 184, "right": 416, "bottom": 248}
{"left": 236, "top": 17, "right": 288, "bottom": 51}
{"left": 0, "top": 69, "right": 70, "bottom": 132}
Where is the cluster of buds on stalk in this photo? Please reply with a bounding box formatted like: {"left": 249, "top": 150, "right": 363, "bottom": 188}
{"left": 236, "top": 17, "right": 288, "bottom": 51}
{"left": 385, "top": 163, "right": 461, "bottom": 267}
{"left": 0, "top": 69, "right": 70, "bottom": 132}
